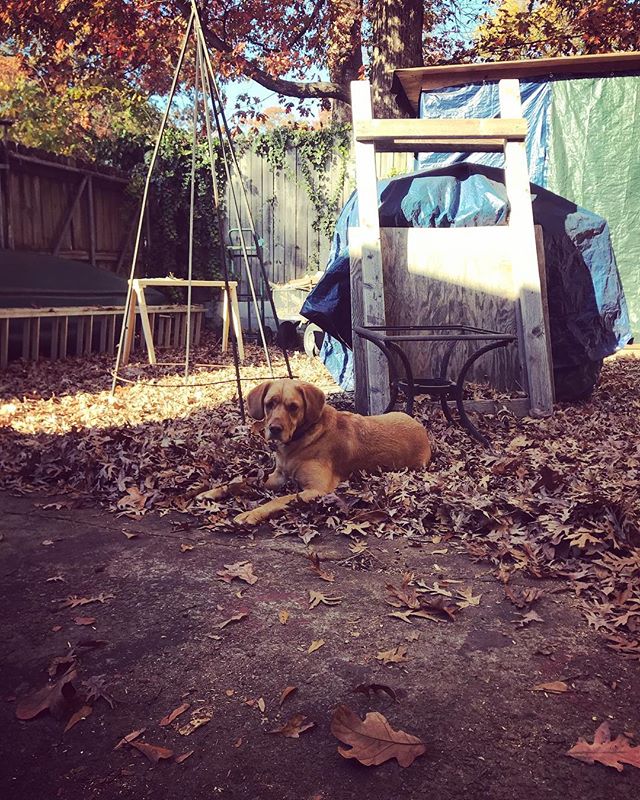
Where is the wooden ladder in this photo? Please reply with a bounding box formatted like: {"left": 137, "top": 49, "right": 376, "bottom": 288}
{"left": 349, "top": 78, "right": 554, "bottom": 417}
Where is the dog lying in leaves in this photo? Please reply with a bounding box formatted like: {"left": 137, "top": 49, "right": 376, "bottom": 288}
{"left": 198, "top": 378, "right": 431, "bottom": 526}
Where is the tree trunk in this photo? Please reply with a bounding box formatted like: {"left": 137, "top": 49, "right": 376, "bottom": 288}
{"left": 327, "top": 0, "right": 364, "bottom": 123}
{"left": 370, "top": 0, "right": 424, "bottom": 117}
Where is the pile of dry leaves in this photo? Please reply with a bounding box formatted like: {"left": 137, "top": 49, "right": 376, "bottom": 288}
{"left": 1, "top": 343, "right": 639, "bottom": 660}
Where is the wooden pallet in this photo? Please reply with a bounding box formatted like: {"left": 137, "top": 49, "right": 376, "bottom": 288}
{"left": 0, "top": 303, "right": 205, "bottom": 369}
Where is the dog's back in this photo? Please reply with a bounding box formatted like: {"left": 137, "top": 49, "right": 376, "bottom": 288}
{"left": 322, "top": 407, "right": 431, "bottom": 478}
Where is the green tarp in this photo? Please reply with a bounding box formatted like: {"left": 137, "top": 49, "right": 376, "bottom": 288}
{"left": 548, "top": 77, "right": 640, "bottom": 335}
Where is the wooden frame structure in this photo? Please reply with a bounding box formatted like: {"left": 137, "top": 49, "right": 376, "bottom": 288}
{"left": 122, "top": 278, "right": 244, "bottom": 366}
{"left": 0, "top": 303, "right": 205, "bottom": 370}
{"left": 349, "top": 79, "right": 554, "bottom": 417}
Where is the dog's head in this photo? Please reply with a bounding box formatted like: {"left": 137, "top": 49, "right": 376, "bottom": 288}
{"left": 246, "top": 379, "right": 325, "bottom": 445}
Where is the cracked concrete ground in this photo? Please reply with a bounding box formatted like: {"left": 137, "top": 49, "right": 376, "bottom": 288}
{"left": 1, "top": 491, "right": 639, "bottom": 800}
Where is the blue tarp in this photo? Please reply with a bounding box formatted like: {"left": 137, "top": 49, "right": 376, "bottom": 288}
{"left": 416, "top": 81, "right": 552, "bottom": 185}
{"left": 301, "top": 163, "right": 632, "bottom": 396}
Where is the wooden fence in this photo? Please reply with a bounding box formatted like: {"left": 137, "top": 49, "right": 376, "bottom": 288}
{"left": 224, "top": 148, "right": 412, "bottom": 294}
{"left": 0, "top": 130, "right": 413, "bottom": 290}
{"left": 0, "top": 136, "right": 135, "bottom": 272}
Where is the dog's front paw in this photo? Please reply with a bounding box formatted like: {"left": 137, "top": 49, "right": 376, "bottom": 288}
{"left": 233, "top": 509, "right": 263, "bottom": 526}
{"left": 196, "top": 486, "right": 228, "bottom": 502}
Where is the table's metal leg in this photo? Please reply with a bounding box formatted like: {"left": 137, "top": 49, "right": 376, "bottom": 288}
{"left": 352, "top": 328, "right": 400, "bottom": 414}
{"left": 454, "top": 341, "right": 510, "bottom": 447}
{"left": 387, "top": 341, "right": 415, "bottom": 416}
{"left": 439, "top": 341, "right": 457, "bottom": 427}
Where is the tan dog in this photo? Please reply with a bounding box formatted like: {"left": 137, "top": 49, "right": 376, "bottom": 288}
{"left": 199, "top": 378, "right": 431, "bottom": 525}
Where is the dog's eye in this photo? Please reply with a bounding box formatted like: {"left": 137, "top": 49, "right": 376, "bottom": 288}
{"left": 288, "top": 403, "right": 298, "bottom": 413}
{"left": 265, "top": 399, "right": 274, "bottom": 410}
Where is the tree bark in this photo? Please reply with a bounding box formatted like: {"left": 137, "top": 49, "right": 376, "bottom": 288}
{"left": 369, "top": 0, "right": 424, "bottom": 117}
{"left": 326, "top": 0, "right": 364, "bottom": 122}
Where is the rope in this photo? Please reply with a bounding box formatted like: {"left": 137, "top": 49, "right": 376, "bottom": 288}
{"left": 110, "top": 8, "right": 195, "bottom": 395}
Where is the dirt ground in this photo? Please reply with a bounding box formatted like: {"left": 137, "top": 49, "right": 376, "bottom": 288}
{"left": 1, "top": 489, "right": 639, "bottom": 800}
{"left": 1, "top": 345, "right": 639, "bottom": 798}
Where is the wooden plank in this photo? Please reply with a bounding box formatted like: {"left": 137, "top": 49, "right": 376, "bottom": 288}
{"left": 59, "top": 317, "right": 68, "bottom": 359}
{"left": 87, "top": 176, "right": 96, "bottom": 266}
{"left": 350, "top": 80, "right": 390, "bottom": 415}
{"left": 106, "top": 314, "right": 116, "bottom": 355}
{"left": 379, "top": 226, "right": 520, "bottom": 389}
{"left": 136, "top": 278, "right": 238, "bottom": 288}
{"left": 132, "top": 280, "right": 157, "bottom": 364}
{"left": 372, "top": 137, "right": 511, "bottom": 153}
{"left": 52, "top": 175, "right": 88, "bottom": 255}
{"left": 354, "top": 118, "right": 527, "bottom": 145}
{"left": 0, "top": 303, "right": 206, "bottom": 319}
{"left": 534, "top": 225, "right": 555, "bottom": 401}
{"left": 229, "top": 284, "right": 245, "bottom": 361}
{"left": 50, "top": 318, "right": 60, "bottom": 359}
{"left": 499, "top": 79, "right": 554, "bottom": 416}
{"left": 394, "top": 52, "right": 640, "bottom": 113}
{"left": 0, "top": 319, "right": 8, "bottom": 369}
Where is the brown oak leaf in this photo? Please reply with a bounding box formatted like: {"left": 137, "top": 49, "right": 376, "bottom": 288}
{"left": 160, "top": 702, "right": 191, "bottom": 727}
{"left": 130, "top": 740, "right": 174, "bottom": 763}
{"left": 376, "top": 645, "right": 409, "bottom": 665}
{"left": 269, "top": 713, "right": 315, "bottom": 738}
{"left": 330, "top": 704, "right": 426, "bottom": 767}
{"left": 567, "top": 722, "right": 640, "bottom": 771}
{"left": 307, "top": 551, "right": 335, "bottom": 582}
{"left": 216, "top": 561, "right": 258, "bottom": 585}
{"left": 15, "top": 669, "right": 77, "bottom": 721}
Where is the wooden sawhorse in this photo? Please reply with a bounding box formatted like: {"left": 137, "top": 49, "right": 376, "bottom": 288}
{"left": 122, "top": 278, "right": 244, "bottom": 365}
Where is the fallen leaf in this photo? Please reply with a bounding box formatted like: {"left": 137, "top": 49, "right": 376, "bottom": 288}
{"left": 307, "top": 551, "right": 335, "bottom": 582}
{"left": 516, "top": 610, "right": 545, "bottom": 627}
{"left": 455, "top": 587, "right": 482, "bottom": 609}
{"left": 64, "top": 704, "right": 93, "bottom": 733}
{"left": 46, "top": 574, "right": 65, "bottom": 583}
{"left": 130, "top": 740, "right": 174, "bottom": 763}
{"left": 117, "top": 486, "right": 148, "bottom": 512}
{"left": 330, "top": 704, "right": 426, "bottom": 767}
{"left": 353, "top": 684, "right": 397, "bottom": 701}
{"left": 278, "top": 686, "right": 297, "bottom": 706}
{"left": 307, "top": 639, "right": 325, "bottom": 654}
{"left": 180, "top": 543, "right": 194, "bottom": 553}
{"left": 505, "top": 586, "right": 544, "bottom": 608}
{"left": 217, "top": 561, "right": 258, "bottom": 585}
{"left": 73, "top": 616, "right": 96, "bottom": 626}
{"left": 160, "top": 702, "right": 191, "bottom": 727}
{"left": 58, "top": 593, "right": 114, "bottom": 610}
{"left": 217, "top": 612, "right": 248, "bottom": 629}
{"left": 15, "top": 669, "right": 77, "bottom": 721}
{"left": 41, "top": 540, "right": 54, "bottom": 546}
{"left": 51, "top": 625, "right": 62, "bottom": 632}
{"left": 175, "top": 750, "right": 194, "bottom": 764}
{"left": 269, "top": 713, "right": 315, "bottom": 738}
{"left": 278, "top": 610, "right": 289, "bottom": 625}
{"left": 376, "top": 645, "right": 409, "bottom": 665}
{"left": 114, "top": 728, "right": 145, "bottom": 749}
{"left": 178, "top": 711, "right": 212, "bottom": 736}
{"left": 122, "top": 531, "right": 139, "bottom": 540}
{"left": 257, "top": 697, "right": 266, "bottom": 713}
{"left": 567, "top": 722, "right": 640, "bottom": 771}
{"left": 308, "top": 590, "right": 343, "bottom": 609}
{"left": 532, "top": 681, "right": 570, "bottom": 694}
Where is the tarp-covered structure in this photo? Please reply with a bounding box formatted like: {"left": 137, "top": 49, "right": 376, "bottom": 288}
{"left": 302, "top": 54, "right": 639, "bottom": 399}
{"left": 301, "top": 164, "right": 632, "bottom": 398}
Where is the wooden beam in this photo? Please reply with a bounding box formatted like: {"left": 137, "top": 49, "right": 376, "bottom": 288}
{"left": 350, "top": 80, "right": 390, "bottom": 415}
{"left": 373, "top": 137, "right": 509, "bottom": 153}
{"left": 87, "top": 175, "right": 96, "bottom": 266}
{"left": 354, "top": 118, "right": 527, "bottom": 145}
{"left": 8, "top": 150, "right": 129, "bottom": 183}
{"left": 500, "top": 79, "right": 554, "bottom": 416}
{"left": 52, "top": 175, "right": 87, "bottom": 256}
{"left": 393, "top": 51, "right": 640, "bottom": 113}
{"left": 0, "top": 303, "right": 206, "bottom": 319}
{"left": 0, "top": 319, "right": 8, "bottom": 369}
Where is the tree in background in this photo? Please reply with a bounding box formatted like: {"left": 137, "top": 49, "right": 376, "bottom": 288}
{"left": 0, "top": 1, "right": 486, "bottom": 122}
{"left": 472, "top": 0, "right": 640, "bottom": 61}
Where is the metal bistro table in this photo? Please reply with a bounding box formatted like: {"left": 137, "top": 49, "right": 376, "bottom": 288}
{"left": 353, "top": 324, "right": 517, "bottom": 447}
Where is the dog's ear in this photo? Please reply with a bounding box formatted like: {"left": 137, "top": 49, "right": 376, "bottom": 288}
{"left": 298, "top": 382, "right": 325, "bottom": 424}
{"left": 246, "top": 381, "right": 272, "bottom": 420}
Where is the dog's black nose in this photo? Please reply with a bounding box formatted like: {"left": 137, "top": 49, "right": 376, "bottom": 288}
{"left": 268, "top": 424, "right": 283, "bottom": 437}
